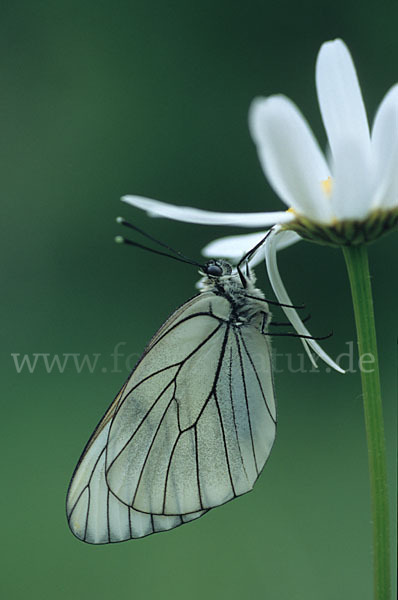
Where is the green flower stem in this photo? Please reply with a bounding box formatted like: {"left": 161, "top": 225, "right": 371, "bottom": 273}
{"left": 342, "top": 244, "right": 390, "bottom": 600}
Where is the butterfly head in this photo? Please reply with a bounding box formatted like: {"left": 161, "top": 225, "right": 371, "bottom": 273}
{"left": 203, "top": 259, "right": 233, "bottom": 278}
{"left": 198, "top": 259, "right": 258, "bottom": 297}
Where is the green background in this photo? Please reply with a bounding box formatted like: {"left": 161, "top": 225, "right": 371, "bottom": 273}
{"left": 1, "top": 1, "right": 396, "bottom": 598}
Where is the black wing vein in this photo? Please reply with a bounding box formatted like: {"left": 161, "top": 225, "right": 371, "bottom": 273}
{"left": 237, "top": 329, "right": 276, "bottom": 424}
{"left": 233, "top": 330, "right": 258, "bottom": 475}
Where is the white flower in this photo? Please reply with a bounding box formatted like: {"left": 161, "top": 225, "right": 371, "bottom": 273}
{"left": 122, "top": 39, "right": 397, "bottom": 373}
{"left": 249, "top": 39, "right": 398, "bottom": 229}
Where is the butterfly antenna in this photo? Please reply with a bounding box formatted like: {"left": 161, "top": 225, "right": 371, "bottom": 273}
{"left": 115, "top": 218, "right": 204, "bottom": 268}
{"left": 115, "top": 235, "right": 204, "bottom": 268}
{"left": 116, "top": 217, "right": 202, "bottom": 266}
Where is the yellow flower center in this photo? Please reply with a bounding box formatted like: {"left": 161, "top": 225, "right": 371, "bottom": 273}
{"left": 321, "top": 176, "right": 333, "bottom": 197}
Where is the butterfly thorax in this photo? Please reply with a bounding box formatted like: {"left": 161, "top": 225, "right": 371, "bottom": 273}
{"left": 199, "top": 259, "right": 269, "bottom": 326}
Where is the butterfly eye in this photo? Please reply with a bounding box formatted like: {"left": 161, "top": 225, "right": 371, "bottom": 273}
{"left": 205, "top": 263, "right": 223, "bottom": 277}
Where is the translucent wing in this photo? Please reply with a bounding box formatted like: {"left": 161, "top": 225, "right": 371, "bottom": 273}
{"left": 105, "top": 294, "right": 276, "bottom": 514}
{"left": 67, "top": 291, "right": 276, "bottom": 544}
{"left": 66, "top": 384, "right": 207, "bottom": 544}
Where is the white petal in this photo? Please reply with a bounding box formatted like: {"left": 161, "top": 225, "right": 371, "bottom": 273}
{"left": 264, "top": 227, "right": 345, "bottom": 373}
{"left": 316, "top": 39, "right": 371, "bottom": 163}
{"left": 330, "top": 139, "right": 375, "bottom": 220}
{"left": 122, "top": 196, "right": 293, "bottom": 227}
{"left": 249, "top": 96, "right": 333, "bottom": 223}
{"left": 202, "top": 230, "right": 300, "bottom": 267}
{"left": 371, "top": 84, "right": 398, "bottom": 210}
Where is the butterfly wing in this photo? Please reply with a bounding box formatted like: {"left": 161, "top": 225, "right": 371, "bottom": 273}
{"left": 67, "top": 292, "right": 276, "bottom": 544}
{"left": 66, "top": 382, "right": 208, "bottom": 544}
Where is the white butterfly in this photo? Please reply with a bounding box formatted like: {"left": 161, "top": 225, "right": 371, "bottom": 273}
{"left": 66, "top": 250, "right": 276, "bottom": 544}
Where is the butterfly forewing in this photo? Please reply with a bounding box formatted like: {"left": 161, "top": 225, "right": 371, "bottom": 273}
{"left": 67, "top": 267, "right": 276, "bottom": 543}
